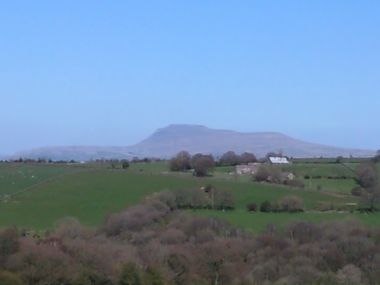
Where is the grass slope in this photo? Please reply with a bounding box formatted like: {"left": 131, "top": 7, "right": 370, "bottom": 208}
{"left": 0, "top": 169, "right": 197, "bottom": 229}
{"left": 0, "top": 164, "right": 86, "bottom": 195}
{"left": 0, "top": 162, "right": 378, "bottom": 232}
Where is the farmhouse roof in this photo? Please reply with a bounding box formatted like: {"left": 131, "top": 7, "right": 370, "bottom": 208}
{"left": 268, "top": 156, "right": 289, "bottom": 164}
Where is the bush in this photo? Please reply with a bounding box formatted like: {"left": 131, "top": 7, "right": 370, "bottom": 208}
{"left": 0, "top": 228, "right": 19, "bottom": 263}
{"left": 191, "top": 154, "right": 215, "bottom": 177}
{"left": 170, "top": 151, "right": 192, "bottom": 171}
{"left": 120, "top": 263, "right": 143, "bottom": 285}
{"left": 254, "top": 166, "right": 270, "bottom": 182}
{"left": 260, "top": 200, "right": 272, "bottom": 212}
{"left": 145, "top": 266, "right": 165, "bottom": 285}
{"left": 356, "top": 163, "right": 378, "bottom": 188}
{"left": 315, "top": 201, "right": 335, "bottom": 212}
{"left": 240, "top": 152, "right": 257, "bottom": 164}
{"left": 284, "top": 179, "right": 305, "bottom": 188}
{"left": 122, "top": 160, "right": 130, "bottom": 169}
{"left": 336, "top": 156, "right": 344, "bottom": 163}
{"left": 213, "top": 189, "right": 235, "bottom": 210}
{"left": 269, "top": 201, "right": 280, "bottom": 212}
{"left": 247, "top": 203, "right": 257, "bottom": 212}
{"left": 219, "top": 151, "right": 240, "bottom": 166}
{"left": 351, "top": 187, "right": 363, "bottom": 197}
{"left": 0, "top": 270, "right": 23, "bottom": 285}
{"left": 169, "top": 187, "right": 235, "bottom": 211}
{"left": 278, "top": 196, "right": 304, "bottom": 213}
{"left": 254, "top": 165, "right": 281, "bottom": 183}
{"left": 173, "top": 188, "right": 209, "bottom": 209}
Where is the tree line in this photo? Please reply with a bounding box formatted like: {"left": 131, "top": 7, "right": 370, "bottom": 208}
{"left": 169, "top": 151, "right": 258, "bottom": 176}
{"left": 354, "top": 161, "right": 380, "bottom": 212}
{"left": 0, "top": 190, "right": 379, "bottom": 285}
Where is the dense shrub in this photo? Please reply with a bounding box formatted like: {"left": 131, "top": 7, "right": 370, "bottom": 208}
{"left": 191, "top": 154, "right": 215, "bottom": 177}
{"left": 259, "top": 196, "right": 304, "bottom": 213}
{"left": 119, "top": 263, "right": 142, "bottom": 285}
{"left": 172, "top": 188, "right": 209, "bottom": 209}
{"left": 213, "top": 189, "right": 235, "bottom": 210}
{"left": 315, "top": 201, "right": 335, "bottom": 211}
{"left": 351, "top": 187, "right": 363, "bottom": 197}
{"left": 0, "top": 270, "right": 23, "bottom": 285}
{"left": 121, "top": 160, "right": 130, "bottom": 169}
{"left": 240, "top": 152, "right": 258, "bottom": 164}
{"left": 0, "top": 228, "right": 19, "bottom": 264}
{"left": 254, "top": 166, "right": 271, "bottom": 182}
{"left": 278, "top": 196, "right": 304, "bottom": 212}
{"left": 284, "top": 179, "right": 305, "bottom": 188}
{"left": 169, "top": 187, "right": 235, "bottom": 210}
{"left": 356, "top": 162, "right": 378, "bottom": 188}
{"left": 254, "top": 165, "right": 284, "bottom": 184}
{"left": 219, "top": 151, "right": 240, "bottom": 166}
{"left": 247, "top": 202, "right": 257, "bottom": 212}
{"left": 372, "top": 152, "right": 380, "bottom": 163}
{"left": 218, "top": 151, "right": 257, "bottom": 166}
{"left": 2, "top": 193, "right": 380, "bottom": 285}
{"left": 170, "top": 151, "right": 192, "bottom": 171}
{"left": 260, "top": 200, "right": 272, "bottom": 212}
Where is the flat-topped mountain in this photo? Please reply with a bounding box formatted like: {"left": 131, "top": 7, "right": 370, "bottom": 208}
{"left": 127, "top": 124, "right": 374, "bottom": 158}
{"left": 11, "top": 124, "right": 375, "bottom": 160}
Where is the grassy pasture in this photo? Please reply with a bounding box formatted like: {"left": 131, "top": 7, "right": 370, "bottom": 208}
{"left": 0, "top": 163, "right": 87, "bottom": 195}
{"left": 128, "top": 161, "right": 169, "bottom": 173}
{"left": 0, "top": 161, "right": 378, "bottom": 232}
{"left": 283, "top": 163, "right": 356, "bottom": 178}
{"left": 195, "top": 210, "right": 380, "bottom": 233}
{"left": 0, "top": 167, "right": 198, "bottom": 229}
{"left": 302, "top": 178, "right": 357, "bottom": 194}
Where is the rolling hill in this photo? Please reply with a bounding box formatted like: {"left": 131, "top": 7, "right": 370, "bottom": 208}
{"left": 11, "top": 124, "right": 375, "bottom": 160}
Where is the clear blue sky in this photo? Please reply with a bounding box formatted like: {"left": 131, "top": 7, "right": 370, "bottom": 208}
{"left": 1, "top": 1, "right": 379, "bottom": 154}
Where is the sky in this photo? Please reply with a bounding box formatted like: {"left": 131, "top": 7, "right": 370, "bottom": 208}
{"left": 1, "top": 0, "right": 379, "bottom": 154}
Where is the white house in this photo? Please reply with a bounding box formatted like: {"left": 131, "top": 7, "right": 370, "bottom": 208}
{"left": 268, "top": 156, "right": 290, "bottom": 164}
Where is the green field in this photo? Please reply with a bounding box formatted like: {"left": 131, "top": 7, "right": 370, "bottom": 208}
{"left": 283, "top": 162, "right": 356, "bottom": 177}
{"left": 0, "top": 161, "right": 378, "bottom": 232}
{"left": 194, "top": 210, "right": 380, "bottom": 233}
{"left": 0, "top": 163, "right": 88, "bottom": 195}
{"left": 301, "top": 177, "right": 357, "bottom": 194}
{"left": 0, "top": 168, "right": 198, "bottom": 229}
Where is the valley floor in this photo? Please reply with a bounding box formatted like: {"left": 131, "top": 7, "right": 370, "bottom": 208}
{"left": 0, "top": 161, "right": 379, "bottom": 232}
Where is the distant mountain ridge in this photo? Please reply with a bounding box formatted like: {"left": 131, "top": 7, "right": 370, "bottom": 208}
{"left": 10, "top": 124, "right": 375, "bottom": 160}
{"left": 126, "top": 124, "right": 374, "bottom": 158}
{"left": 11, "top": 146, "right": 135, "bottom": 161}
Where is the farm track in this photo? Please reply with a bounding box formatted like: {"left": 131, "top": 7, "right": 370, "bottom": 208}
{"left": 7, "top": 169, "right": 97, "bottom": 198}
{"left": 340, "top": 163, "right": 358, "bottom": 175}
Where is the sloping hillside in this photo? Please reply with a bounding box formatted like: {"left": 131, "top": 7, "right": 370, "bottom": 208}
{"left": 12, "top": 125, "right": 374, "bottom": 160}
{"left": 127, "top": 124, "right": 374, "bottom": 158}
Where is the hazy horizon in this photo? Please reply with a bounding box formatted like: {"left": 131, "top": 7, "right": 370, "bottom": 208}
{"left": 2, "top": 123, "right": 377, "bottom": 156}
{"left": 1, "top": 1, "right": 379, "bottom": 154}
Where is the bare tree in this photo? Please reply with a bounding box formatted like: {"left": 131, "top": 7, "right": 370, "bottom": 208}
{"left": 192, "top": 154, "right": 215, "bottom": 177}
{"left": 219, "top": 151, "right": 240, "bottom": 166}
{"left": 240, "top": 152, "right": 257, "bottom": 164}
{"left": 170, "top": 151, "right": 192, "bottom": 171}
{"left": 356, "top": 162, "right": 380, "bottom": 211}
{"left": 356, "top": 163, "right": 378, "bottom": 189}
{"left": 360, "top": 185, "right": 380, "bottom": 212}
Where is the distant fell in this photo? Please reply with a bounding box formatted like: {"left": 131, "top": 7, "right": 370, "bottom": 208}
{"left": 127, "top": 124, "right": 374, "bottom": 158}
{"left": 11, "top": 146, "right": 135, "bottom": 161}
{"left": 11, "top": 124, "right": 375, "bottom": 160}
